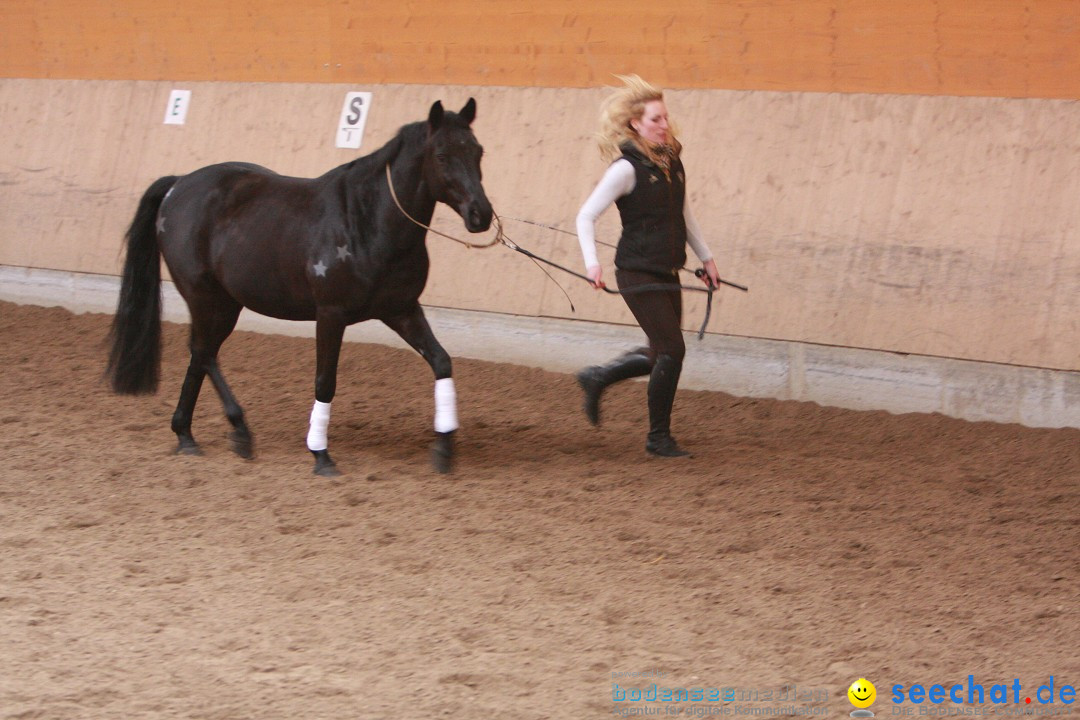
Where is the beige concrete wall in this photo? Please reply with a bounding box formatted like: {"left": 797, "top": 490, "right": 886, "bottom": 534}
{"left": 2, "top": 78, "right": 1078, "bottom": 372}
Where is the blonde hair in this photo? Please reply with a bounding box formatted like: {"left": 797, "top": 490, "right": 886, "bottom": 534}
{"left": 596, "top": 74, "right": 679, "bottom": 162}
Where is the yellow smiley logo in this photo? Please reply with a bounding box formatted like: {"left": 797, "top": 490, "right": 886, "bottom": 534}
{"left": 848, "top": 678, "right": 877, "bottom": 709}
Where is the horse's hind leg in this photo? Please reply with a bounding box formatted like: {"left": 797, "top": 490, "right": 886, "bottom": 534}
{"left": 382, "top": 305, "right": 456, "bottom": 474}
{"left": 172, "top": 361, "right": 206, "bottom": 455}
{"left": 172, "top": 295, "right": 253, "bottom": 458}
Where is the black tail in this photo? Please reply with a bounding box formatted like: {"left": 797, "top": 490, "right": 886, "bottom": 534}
{"left": 107, "top": 175, "right": 179, "bottom": 395}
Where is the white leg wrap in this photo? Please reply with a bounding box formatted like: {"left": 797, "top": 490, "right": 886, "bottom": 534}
{"left": 434, "top": 378, "right": 458, "bottom": 433}
{"left": 306, "top": 400, "right": 331, "bottom": 451}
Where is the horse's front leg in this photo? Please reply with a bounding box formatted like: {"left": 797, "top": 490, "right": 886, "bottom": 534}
{"left": 308, "top": 309, "right": 347, "bottom": 477}
{"left": 382, "top": 305, "right": 457, "bottom": 473}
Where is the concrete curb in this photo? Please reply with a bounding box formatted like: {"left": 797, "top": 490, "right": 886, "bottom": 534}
{"left": 3, "top": 265, "right": 1078, "bottom": 429}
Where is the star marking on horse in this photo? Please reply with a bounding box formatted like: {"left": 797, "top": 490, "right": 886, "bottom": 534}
{"left": 313, "top": 260, "right": 328, "bottom": 277}
{"left": 649, "top": 174, "right": 659, "bottom": 183}
{"left": 336, "top": 245, "right": 351, "bottom": 261}
{"left": 156, "top": 214, "right": 165, "bottom": 234}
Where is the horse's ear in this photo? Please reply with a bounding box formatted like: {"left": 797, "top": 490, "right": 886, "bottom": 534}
{"left": 459, "top": 98, "right": 477, "bottom": 125}
{"left": 428, "top": 101, "right": 444, "bottom": 130}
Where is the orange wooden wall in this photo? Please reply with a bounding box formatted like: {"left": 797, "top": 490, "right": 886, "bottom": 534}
{"left": 4, "top": 0, "right": 1079, "bottom": 98}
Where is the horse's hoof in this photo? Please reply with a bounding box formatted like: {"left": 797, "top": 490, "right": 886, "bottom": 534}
{"left": 431, "top": 431, "right": 455, "bottom": 474}
{"left": 175, "top": 442, "right": 202, "bottom": 456}
{"left": 230, "top": 430, "right": 254, "bottom": 459}
{"left": 431, "top": 451, "right": 452, "bottom": 474}
{"left": 311, "top": 449, "right": 341, "bottom": 477}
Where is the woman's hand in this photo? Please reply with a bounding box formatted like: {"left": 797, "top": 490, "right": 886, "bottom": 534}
{"left": 700, "top": 259, "right": 720, "bottom": 289}
{"left": 586, "top": 265, "right": 606, "bottom": 290}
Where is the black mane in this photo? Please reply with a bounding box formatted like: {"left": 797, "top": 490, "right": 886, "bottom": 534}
{"left": 337, "top": 110, "right": 475, "bottom": 179}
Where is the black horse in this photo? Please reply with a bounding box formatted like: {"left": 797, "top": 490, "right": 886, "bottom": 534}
{"left": 107, "top": 99, "right": 492, "bottom": 476}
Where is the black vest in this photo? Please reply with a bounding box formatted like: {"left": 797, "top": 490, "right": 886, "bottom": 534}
{"left": 613, "top": 143, "right": 688, "bottom": 274}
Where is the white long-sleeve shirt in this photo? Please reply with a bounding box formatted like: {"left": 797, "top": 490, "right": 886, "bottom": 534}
{"left": 575, "top": 158, "right": 713, "bottom": 270}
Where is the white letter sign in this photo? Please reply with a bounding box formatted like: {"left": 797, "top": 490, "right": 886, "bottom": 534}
{"left": 336, "top": 91, "right": 373, "bottom": 149}
{"left": 164, "top": 90, "right": 191, "bottom": 125}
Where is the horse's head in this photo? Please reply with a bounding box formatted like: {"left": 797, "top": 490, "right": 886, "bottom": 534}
{"left": 424, "top": 98, "right": 493, "bottom": 233}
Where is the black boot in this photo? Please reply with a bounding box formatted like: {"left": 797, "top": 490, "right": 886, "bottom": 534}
{"left": 646, "top": 354, "right": 691, "bottom": 457}
{"left": 576, "top": 348, "right": 652, "bottom": 426}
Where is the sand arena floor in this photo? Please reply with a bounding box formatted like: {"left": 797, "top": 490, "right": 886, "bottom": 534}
{"left": 1, "top": 301, "right": 1077, "bottom": 719}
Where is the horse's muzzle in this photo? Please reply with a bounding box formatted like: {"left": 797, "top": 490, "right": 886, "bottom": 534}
{"left": 464, "top": 199, "right": 493, "bottom": 233}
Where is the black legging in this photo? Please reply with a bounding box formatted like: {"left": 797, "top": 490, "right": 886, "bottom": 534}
{"left": 615, "top": 268, "right": 685, "bottom": 363}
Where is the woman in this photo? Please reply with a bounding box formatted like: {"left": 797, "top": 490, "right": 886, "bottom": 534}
{"left": 575, "top": 74, "right": 721, "bottom": 458}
